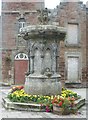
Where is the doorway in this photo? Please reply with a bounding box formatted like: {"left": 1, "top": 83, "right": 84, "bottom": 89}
{"left": 14, "top": 53, "right": 28, "bottom": 84}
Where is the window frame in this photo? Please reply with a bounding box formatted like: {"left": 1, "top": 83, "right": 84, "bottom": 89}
{"left": 65, "top": 22, "right": 80, "bottom": 47}
{"left": 18, "top": 17, "right": 26, "bottom": 33}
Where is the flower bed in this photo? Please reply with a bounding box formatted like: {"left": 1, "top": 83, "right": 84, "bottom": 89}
{"left": 7, "top": 86, "right": 81, "bottom": 114}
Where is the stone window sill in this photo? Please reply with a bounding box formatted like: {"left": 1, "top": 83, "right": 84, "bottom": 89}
{"left": 65, "top": 81, "right": 81, "bottom": 84}
{"left": 65, "top": 44, "right": 81, "bottom": 48}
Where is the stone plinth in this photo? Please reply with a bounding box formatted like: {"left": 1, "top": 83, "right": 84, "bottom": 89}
{"left": 25, "top": 74, "right": 61, "bottom": 95}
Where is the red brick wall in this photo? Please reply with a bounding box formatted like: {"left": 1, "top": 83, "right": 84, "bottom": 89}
{"left": 2, "top": 1, "right": 43, "bottom": 49}
{"left": 2, "top": 50, "right": 12, "bottom": 82}
{"left": 2, "top": 1, "right": 44, "bottom": 83}
{"left": 58, "top": 2, "right": 87, "bottom": 87}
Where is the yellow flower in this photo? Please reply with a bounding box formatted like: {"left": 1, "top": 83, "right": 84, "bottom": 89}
{"left": 57, "top": 95, "right": 60, "bottom": 99}
{"left": 16, "top": 95, "right": 20, "bottom": 97}
{"left": 33, "top": 95, "right": 37, "bottom": 97}
{"left": 61, "top": 94, "right": 66, "bottom": 98}
{"left": 48, "top": 96, "right": 50, "bottom": 100}
{"left": 51, "top": 95, "right": 54, "bottom": 100}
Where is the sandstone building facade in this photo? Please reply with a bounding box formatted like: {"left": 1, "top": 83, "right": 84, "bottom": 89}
{"left": 1, "top": 0, "right": 88, "bottom": 87}
{"left": 57, "top": 1, "right": 88, "bottom": 87}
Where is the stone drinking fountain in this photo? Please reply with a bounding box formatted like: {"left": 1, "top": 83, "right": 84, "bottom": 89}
{"left": 2, "top": 9, "right": 85, "bottom": 113}
{"left": 20, "top": 8, "right": 66, "bottom": 95}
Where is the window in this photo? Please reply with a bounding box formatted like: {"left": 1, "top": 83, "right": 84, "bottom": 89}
{"left": 67, "top": 57, "right": 79, "bottom": 82}
{"left": 66, "top": 23, "right": 79, "bottom": 45}
{"left": 18, "top": 18, "right": 26, "bottom": 32}
{"left": 65, "top": 52, "right": 81, "bottom": 83}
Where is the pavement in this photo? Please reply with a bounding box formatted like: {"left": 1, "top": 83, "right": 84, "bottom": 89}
{"left": 0, "top": 86, "right": 88, "bottom": 119}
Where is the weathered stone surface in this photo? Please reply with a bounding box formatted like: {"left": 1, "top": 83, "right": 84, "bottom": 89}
{"left": 2, "top": 97, "right": 46, "bottom": 111}
{"left": 20, "top": 18, "right": 66, "bottom": 95}
{"left": 25, "top": 75, "right": 62, "bottom": 95}
{"left": 20, "top": 25, "right": 66, "bottom": 40}
{"left": 2, "top": 97, "right": 85, "bottom": 113}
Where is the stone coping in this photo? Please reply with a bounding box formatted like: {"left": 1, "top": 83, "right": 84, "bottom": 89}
{"left": 2, "top": 97, "right": 46, "bottom": 111}
{"left": 20, "top": 25, "right": 67, "bottom": 34}
{"left": 2, "top": 97, "right": 85, "bottom": 112}
{"left": 26, "top": 73, "right": 61, "bottom": 79}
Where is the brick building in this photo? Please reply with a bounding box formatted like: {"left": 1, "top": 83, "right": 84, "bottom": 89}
{"left": 57, "top": 1, "right": 88, "bottom": 87}
{"left": 2, "top": 0, "right": 44, "bottom": 84}
{"left": 1, "top": 0, "right": 88, "bottom": 87}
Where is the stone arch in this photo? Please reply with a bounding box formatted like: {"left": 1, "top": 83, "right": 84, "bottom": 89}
{"left": 43, "top": 45, "right": 52, "bottom": 72}
{"left": 14, "top": 52, "right": 28, "bottom": 84}
{"left": 33, "top": 48, "right": 42, "bottom": 74}
{"left": 32, "top": 42, "right": 43, "bottom": 56}
{"left": 44, "top": 44, "right": 53, "bottom": 56}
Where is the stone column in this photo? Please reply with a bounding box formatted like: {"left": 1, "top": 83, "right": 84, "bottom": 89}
{"left": 28, "top": 48, "right": 34, "bottom": 74}
{"left": 41, "top": 55, "right": 44, "bottom": 74}
{"left": 30, "top": 56, "right": 34, "bottom": 74}
{"left": 52, "top": 52, "right": 57, "bottom": 73}
{"left": 52, "top": 42, "right": 57, "bottom": 73}
{"left": 56, "top": 44, "right": 60, "bottom": 73}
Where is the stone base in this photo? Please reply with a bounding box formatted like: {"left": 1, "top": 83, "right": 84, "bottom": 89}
{"left": 24, "top": 75, "right": 62, "bottom": 95}
{"left": 2, "top": 97, "right": 85, "bottom": 113}
{"left": 2, "top": 97, "right": 46, "bottom": 112}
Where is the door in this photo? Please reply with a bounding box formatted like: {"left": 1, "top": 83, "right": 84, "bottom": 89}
{"left": 14, "top": 53, "right": 28, "bottom": 84}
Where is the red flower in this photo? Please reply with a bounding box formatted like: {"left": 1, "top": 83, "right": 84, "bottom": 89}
{"left": 59, "top": 101, "right": 63, "bottom": 107}
{"left": 16, "top": 86, "right": 24, "bottom": 90}
{"left": 52, "top": 97, "right": 58, "bottom": 104}
{"left": 59, "top": 97, "right": 64, "bottom": 102}
{"left": 11, "top": 86, "right": 24, "bottom": 93}
{"left": 19, "top": 86, "right": 24, "bottom": 90}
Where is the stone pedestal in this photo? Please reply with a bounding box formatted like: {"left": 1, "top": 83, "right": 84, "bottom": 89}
{"left": 25, "top": 74, "right": 61, "bottom": 95}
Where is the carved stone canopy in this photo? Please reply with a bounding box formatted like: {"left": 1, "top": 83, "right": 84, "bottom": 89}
{"left": 20, "top": 25, "right": 66, "bottom": 40}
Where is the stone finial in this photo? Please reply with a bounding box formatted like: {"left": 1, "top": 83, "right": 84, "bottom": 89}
{"left": 19, "top": 10, "right": 25, "bottom": 18}
{"left": 37, "top": 8, "right": 51, "bottom": 25}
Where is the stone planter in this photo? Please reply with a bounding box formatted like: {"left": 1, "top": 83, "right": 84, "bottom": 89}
{"left": 53, "top": 104, "right": 63, "bottom": 115}
{"left": 53, "top": 104, "right": 73, "bottom": 115}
